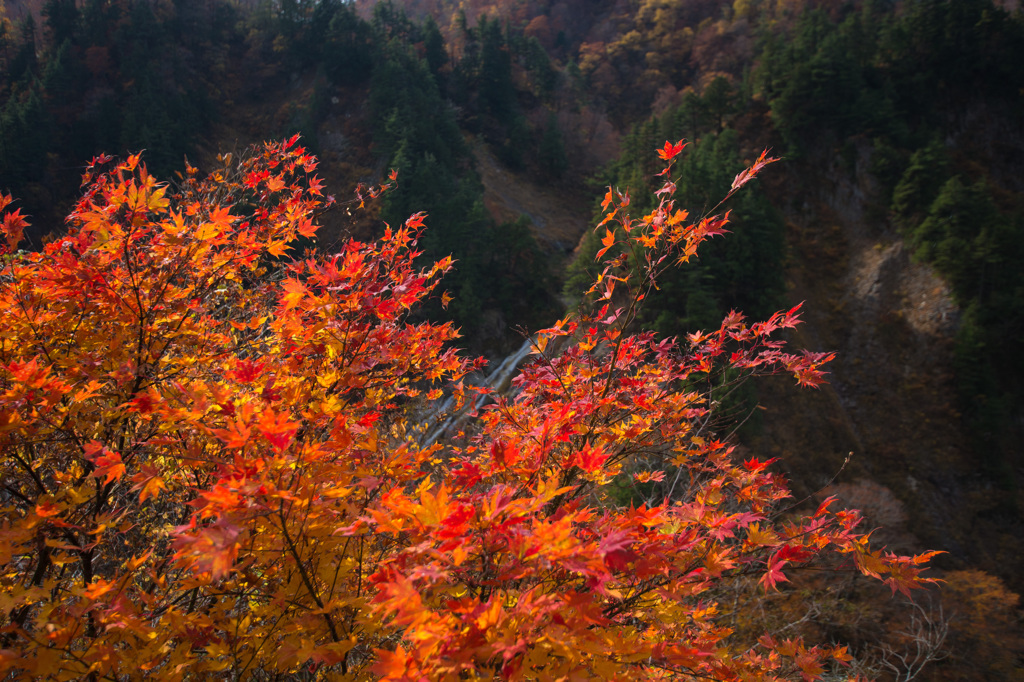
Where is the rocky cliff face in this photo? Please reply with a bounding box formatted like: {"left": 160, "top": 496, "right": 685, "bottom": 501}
{"left": 752, "top": 137, "right": 1021, "bottom": 587}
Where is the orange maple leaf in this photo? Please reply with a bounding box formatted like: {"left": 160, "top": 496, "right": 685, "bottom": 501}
{"left": 257, "top": 408, "right": 299, "bottom": 451}
{"left": 730, "top": 149, "right": 779, "bottom": 192}
{"left": 280, "top": 278, "right": 308, "bottom": 311}
{"left": 130, "top": 466, "right": 167, "bottom": 503}
{"left": 656, "top": 139, "right": 686, "bottom": 161}
{"left": 84, "top": 441, "right": 126, "bottom": 485}
{"left": 596, "top": 228, "right": 616, "bottom": 260}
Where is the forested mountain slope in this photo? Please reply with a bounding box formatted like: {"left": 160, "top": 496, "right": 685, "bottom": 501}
{"left": 567, "top": 1, "right": 1024, "bottom": 598}
{"left": 2, "top": 0, "right": 1023, "bottom": 676}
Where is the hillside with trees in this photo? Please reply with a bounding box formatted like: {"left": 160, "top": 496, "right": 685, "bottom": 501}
{"left": 1, "top": 0, "right": 1023, "bottom": 678}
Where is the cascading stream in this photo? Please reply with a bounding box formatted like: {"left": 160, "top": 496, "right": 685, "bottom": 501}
{"left": 418, "top": 337, "right": 538, "bottom": 448}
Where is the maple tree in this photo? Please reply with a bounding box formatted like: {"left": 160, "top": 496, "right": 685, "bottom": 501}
{"left": 0, "top": 136, "right": 938, "bottom": 680}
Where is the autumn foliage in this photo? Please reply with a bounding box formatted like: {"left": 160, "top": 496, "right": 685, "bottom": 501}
{"left": 0, "top": 137, "right": 937, "bottom": 680}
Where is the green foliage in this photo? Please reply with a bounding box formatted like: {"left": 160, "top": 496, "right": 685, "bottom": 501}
{"left": 478, "top": 17, "right": 517, "bottom": 120}
{"left": 43, "top": 0, "right": 78, "bottom": 48}
{"left": 0, "top": 0, "right": 233, "bottom": 236}
{"left": 898, "top": 157, "right": 1024, "bottom": 485}
{"left": 762, "top": 9, "right": 879, "bottom": 153}
{"left": 539, "top": 113, "right": 568, "bottom": 179}
{"left": 703, "top": 76, "right": 735, "bottom": 132}
{"left": 674, "top": 91, "right": 710, "bottom": 142}
{"left": 0, "top": 87, "right": 50, "bottom": 185}
{"left": 642, "top": 130, "right": 785, "bottom": 336}
{"left": 422, "top": 15, "right": 447, "bottom": 83}
{"left": 371, "top": 0, "right": 418, "bottom": 42}
{"left": 573, "top": 126, "right": 784, "bottom": 337}
{"left": 891, "top": 139, "right": 949, "bottom": 223}
{"left": 879, "top": 0, "right": 1024, "bottom": 124}
{"left": 953, "top": 304, "right": 1010, "bottom": 480}
{"left": 323, "top": 3, "right": 374, "bottom": 86}
{"left": 370, "top": 28, "right": 557, "bottom": 348}
{"left": 520, "top": 35, "right": 557, "bottom": 100}
{"left": 486, "top": 215, "right": 560, "bottom": 329}
{"left": 754, "top": 0, "right": 1024, "bottom": 155}
{"left": 563, "top": 215, "right": 603, "bottom": 302}
{"left": 566, "top": 123, "right": 784, "bottom": 439}
{"left": 867, "top": 136, "right": 908, "bottom": 206}
{"left": 447, "top": 14, "right": 534, "bottom": 169}
{"left": 8, "top": 15, "right": 38, "bottom": 85}
{"left": 371, "top": 38, "right": 467, "bottom": 168}
{"left": 911, "top": 176, "right": 994, "bottom": 299}
{"left": 371, "top": 37, "right": 487, "bottom": 327}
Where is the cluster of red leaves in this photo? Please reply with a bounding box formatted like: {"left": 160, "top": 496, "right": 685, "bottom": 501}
{"left": 0, "top": 138, "right": 936, "bottom": 680}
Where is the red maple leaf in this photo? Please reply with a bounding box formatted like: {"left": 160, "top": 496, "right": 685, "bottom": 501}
{"left": 656, "top": 139, "right": 686, "bottom": 161}
{"left": 730, "top": 149, "right": 779, "bottom": 192}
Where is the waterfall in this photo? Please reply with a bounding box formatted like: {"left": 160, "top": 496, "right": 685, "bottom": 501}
{"left": 418, "top": 336, "right": 538, "bottom": 448}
